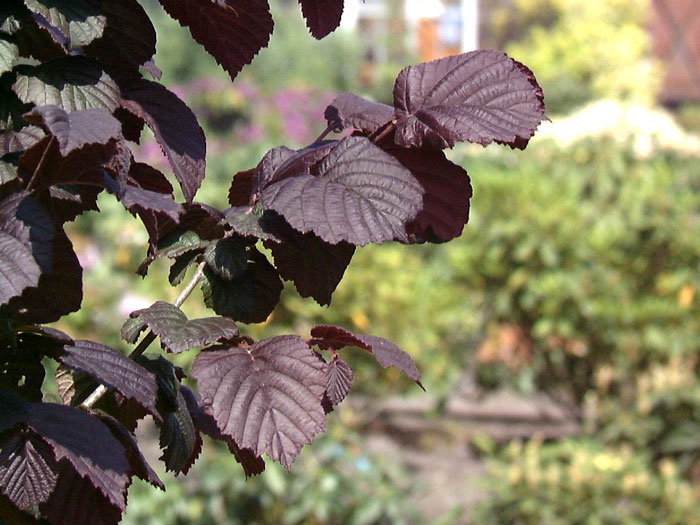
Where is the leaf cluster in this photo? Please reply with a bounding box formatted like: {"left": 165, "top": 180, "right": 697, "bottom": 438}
{"left": 0, "top": 1, "right": 545, "bottom": 523}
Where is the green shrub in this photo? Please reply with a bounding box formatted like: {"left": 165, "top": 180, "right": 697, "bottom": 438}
{"left": 473, "top": 438, "right": 700, "bottom": 525}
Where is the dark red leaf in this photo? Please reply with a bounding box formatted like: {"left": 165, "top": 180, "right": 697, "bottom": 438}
{"left": 4, "top": 228, "right": 82, "bottom": 324}
{"left": 325, "top": 357, "right": 353, "bottom": 406}
{"left": 97, "top": 415, "right": 163, "bottom": 490}
{"left": 39, "top": 461, "right": 122, "bottom": 525}
{"left": 298, "top": 0, "right": 344, "bottom": 39}
{"left": 46, "top": 184, "right": 102, "bottom": 223}
{"left": 57, "top": 340, "right": 159, "bottom": 417}
{"left": 119, "top": 77, "right": 205, "bottom": 202}
{"left": 0, "top": 344, "right": 45, "bottom": 401}
{"left": 180, "top": 385, "right": 265, "bottom": 477}
{"left": 157, "top": 0, "right": 274, "bottom": 82}
{"left": 84, "top": 0, "right": 156, "bottom": 75}
{"left": 260, "top": 137, "right": 423, "bottom": 246}
{"left": 265, "top": 224, "right": 354, "bottom": 306}
{"left": 228, "top": 167, "right": 255, "bottom": 206}
{"left": 27, "top": 402, "right": 131, "bottom": 511}
{"left": 393, "top": 50, "right": 546, "bottom": 149}
{"left": 103, "top": 173, "right": 183, "bottom": 223}
{"left": 0, "top": 490, "right": 44, "bottom": 525}
{"left": 18, "top": 133, "right": 119, "bottom": 191}
{"left": 256, "top": 141, "right": 336, "bottom": 193}
{"left": 127, "top": 161, "right": 173, "bottom": 195}
{"left": 0, "top": 187, "right": 55, "bottom": 306}
{"left": 310, "top": 325, "right": 423, "bottom": 387}
{"left": 324, "top": 93, "right": 394, "bottom": 134}
{"left": 386, "top": 146, "right": 472, "bottom": 242}
{"left": 130, "top": 301, "right": 239, "bottom": 354}
{"left": 192, "top": 336, "right": 328, "bottom": 469}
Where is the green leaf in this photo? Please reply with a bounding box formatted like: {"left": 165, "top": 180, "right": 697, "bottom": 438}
{"left": 168, "top": 250, "right": 198, "bottom": 286}
{"left": 0, "top": 2, "right": 23, "bottom": 36}
{"left": 13, "top": 56, "right": 120, "bottom": 112}
{"left": 0, "top": 36, "right": 19, "bottom": 74}
{"left": 0, "top": 159, "right": 18, "bottom": 183}
{"left": 129, "top": 301, "right": 239, "bottom": 354}
{"left": 23, "top": 0, "right": 105, "bottom": 50}
{"left": 203, "top": 237, "right": 247, "bottom": 281}
{"left": 137, "top": 229, "right": 208, "bottom": 277}
{"left": 200, "top": 248, "right": 283, "bottom": 324}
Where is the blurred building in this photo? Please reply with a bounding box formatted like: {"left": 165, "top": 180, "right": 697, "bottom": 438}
{"left": 651, "top": 0, "right": 700, "bottom": 104}
{"left": 341, "top": 0, "right": 479, "bottom": 63}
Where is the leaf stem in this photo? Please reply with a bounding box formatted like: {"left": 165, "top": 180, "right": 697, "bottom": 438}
{"left": 80, "top": 261, "right": 207, "bottom": 409}
{"left": 26, "top": 136, "right": 56, "bottom": 192}
{"left": 313, "top": 125, "right": 334, "bottom": 143}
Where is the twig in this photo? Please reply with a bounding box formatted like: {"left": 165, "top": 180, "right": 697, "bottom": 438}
{"left": 80, "top": 261, "right": 207, "bottom": 409}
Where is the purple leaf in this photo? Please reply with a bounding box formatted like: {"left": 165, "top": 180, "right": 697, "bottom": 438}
{"left": 180, "top": 386, "right": 265, "bottom": 477}
{"left": 57, "top": 340, "right": 159, "bottom": 417}
{"left": 127, "top": 161, "right": 173, "bottom": 195}
{"left": 114, "top": 107, "right": 144, "bottom": 143}
{"left": 0, "top": 431, "right": 57, "bottom": 510}
{"left": 39, "top": 460, "right": 123, "bottom": 525}
{"left": 325, "top": 357, "right": 353, "bottom": 406}
{"left": 260, "top": 137, "right": 423, "bottom": 246}
{"left": 228, "top": 168, "right": 255, "bottom": 206}
{"left": 310, "top": 325, "right": 423, "bottom": 387}
{"left": 23, "top": 0, "right": 105, "bottom": 51}
{"left": 84, "top": 0, "right": 156, "bottom": 74}
{"left": 157, "top": 0, "right": 273, "bottom": 82}
{"left": 324, "top": 93, "right": 394, "bottom": 134}
{"left": 265, "top": 224, "right": 354, "bottom": 306}
{"left": 386, "top": 146, "right": 473, "bottom": 242}
{"left": 0, "top": 491, "right": 44, "bottom": 525}
{"left": 24, "top": 105, "right": 122, "bottom": 156}
{"left": 119, "top": 78, "right": 205, "bottom": 202}
{"left": 17, "top": 133, "right": 119, "bottom": 191}
{"left": 192, "top": 336, "right": 328, "bottom": 469}
{"left": 0, "top": 125, "right": 45, "bottom": 156}
{"left": 0, "top": 344, "right": 45, "bottom": 401}
{"left": 47, "top": 184, "right": 102, "bottom": 223}
{"left": 130, "top": 301, "right": 239, "bottom": 354}
{"left": 4, "top": 228, "right": 82, "bottom": 324}
{"left": 27, "top": 402, "right": 131, "bottom": 511}
{"left": 298, "top": 0, "right": 343, "bottom": 39}
{"left": 201, "top": 247, "right": 283, "bottom": 324}
{"left": 0, "top": 187, "right": 55, "bottom": 306}
{"left": 393, "top": 50, "right": 546, "bottom": 149}
{"left": 103, "top": 173, "right": 183, "bottom": 223}
{"left": 254, "top": 141, "right": 335, "bottom": 194}
{"left": 96, "top": 415, "right": 163, "bottom": 490}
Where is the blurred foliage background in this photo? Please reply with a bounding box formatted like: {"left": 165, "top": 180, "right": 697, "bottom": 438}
{"left": 50, "top": 0, "right": 700, "bottom": 523}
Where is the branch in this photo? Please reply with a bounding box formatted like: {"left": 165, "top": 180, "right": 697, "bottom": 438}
{"left": 80, "top": 261, "right": 207, "bottom": 409}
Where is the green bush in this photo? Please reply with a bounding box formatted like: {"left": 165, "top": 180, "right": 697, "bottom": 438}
{"left": 122, "top": 428, "right": 419, "bottom": 525}
{"left": 490, "top": 0, "right": 659, "bottom": 114}
{"left": 473, "top": 438, "right": 700, "bottom": 525}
